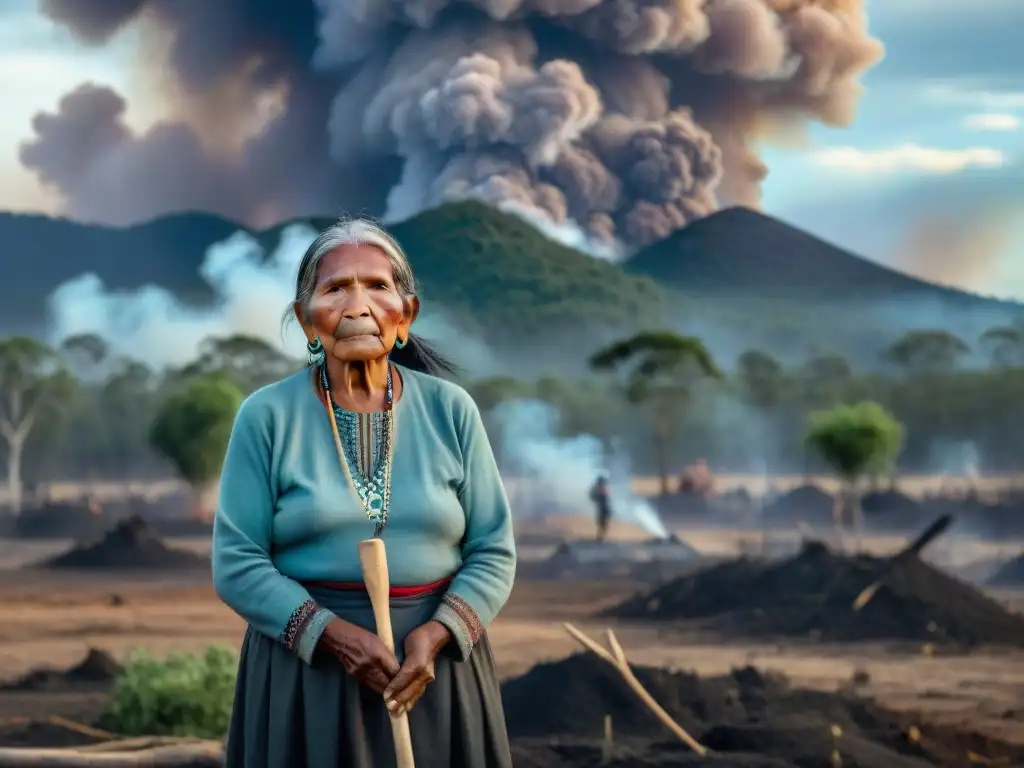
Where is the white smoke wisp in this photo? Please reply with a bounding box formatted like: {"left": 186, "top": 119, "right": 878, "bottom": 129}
{"left": 490, "top": 398, "right": 668, "bottom": 538}
{"left": 46, "top": 225, "right": 318, "bottom": 369}
{"left": 45, "top": 223, "right": 497, "bottom": 373}
{"left": 494, "top": 201, "right": 624, "bottom": 261}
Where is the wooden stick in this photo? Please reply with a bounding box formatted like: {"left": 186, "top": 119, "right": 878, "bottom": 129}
{"left": 563, "top": 623, "right": 708, "bottom": 755}
{"left": 74, "top": 737, "right": 210, "bottom": 754}
{"left": 601, "top": 715, "right": 613, "bottom": 765}
{"left": 45, "top": 716, "right": 118, "bottom": 742}
{"left": 0, "top": 742, "right": 223, "bottom": 767}
{"left": 359, "top": 539, "right": 416, "bottom": 768}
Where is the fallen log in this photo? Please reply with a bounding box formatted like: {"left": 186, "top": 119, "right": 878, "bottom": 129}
{"left": 0, "top": 740, "right": 223, "bottom": 767}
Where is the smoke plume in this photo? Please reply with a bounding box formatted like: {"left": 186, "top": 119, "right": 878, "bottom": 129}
{"left": 46, "top": 225, "right": 317, "bottom": 369}
{"left": 45, "top": 223, "right": 497, "bottom": 375}
{"left": 30, "top": 0, "right": 882, "bottom": 249}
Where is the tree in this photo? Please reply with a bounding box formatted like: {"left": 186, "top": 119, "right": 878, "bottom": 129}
{"left": 150, "top": 373, "right": 244, "bottom": 518}
{"left": 980, "top": 325, "right": 1024, "bottom": 368}
{"left": 467, "top": 376, "right": 535, "bottom": 413}
{"left": 737, "top": 349, "right": 785, "bottom": 410}
{"left": 883, "top": 330, "right": 970, "bottom": 374}
{"left": 805, "top": 401, "right": 903, "bottom": 551}
{"left": 177, "top": 334, "right": 298, "bottom": 393}
{"left": 590, "top": 330, "right": 722, "bottom": 496}
{"left": 101, "top": 360, "right": 159, "bottom": 475}
{"left": 0, "top": 337, "right": 75, "bottom": 514}
{"left": 60, "top": 333, "right": 109, "bottom": 368}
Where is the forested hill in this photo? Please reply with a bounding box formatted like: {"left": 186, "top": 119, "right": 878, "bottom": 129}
{"left": 0, "top": 201, "right": 1019, "bottom": 364}
{"left": 625, "top": 205, "right": 1019, "bottom": 307}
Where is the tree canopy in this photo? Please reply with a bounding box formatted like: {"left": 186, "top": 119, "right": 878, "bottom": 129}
{"left": 590, "top": 330, "right": 722, "bottom": 494}
{"left": 149, "top": 373, "right": 244, "bottom": 490}
{"left": 883, "top": 330, "right": 970, "bottom": 374}
{"left": 805, "top": 401, "right": 903, "bottom": 482}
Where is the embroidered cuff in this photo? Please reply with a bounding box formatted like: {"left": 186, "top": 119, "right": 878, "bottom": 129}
{"left": 296, "top": 607, "right": 335, "bottom": 664}
{"left": 281, "top": 599, "right": 318, "bottom": 653}
{"left": 432, "top": 593, "right": 483, "bottom": 661}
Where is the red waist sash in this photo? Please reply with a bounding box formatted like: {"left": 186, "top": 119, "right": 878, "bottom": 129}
{"left": 301, "top": 576, "right": 451, "bottom": 598}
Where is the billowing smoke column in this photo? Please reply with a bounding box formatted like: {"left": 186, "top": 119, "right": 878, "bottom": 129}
{"left": 30, "top": 0, "right": 881, "bottom": 249}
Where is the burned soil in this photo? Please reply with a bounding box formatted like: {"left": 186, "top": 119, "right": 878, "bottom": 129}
{"left": 988, "top": 553, "right": 1024, "bottom": 587}
{"left": 760, "top": 485, "right": 834, "bottom": 527}
{"left": 38, "top": 515, "right": 207, "bottom": 570}
{"left": 607, "top": 541, "right": 1024, "bottom": 647}
{"left": 1, "top": 649, "right": 121, "bottom": 693}
{"left": 520, "top": 536, "right": 703, "bottom": 581}
{"left": 502, "top": 654, "right": 1024, "bottom": 768}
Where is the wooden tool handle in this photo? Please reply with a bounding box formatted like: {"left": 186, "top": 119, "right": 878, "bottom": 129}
{"left": 358, "top": 539, "right": 416, "bottom": 768}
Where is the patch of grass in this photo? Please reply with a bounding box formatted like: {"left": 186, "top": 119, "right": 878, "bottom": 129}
{"left": 99, "top": 646, "right": 237, "bottom": 738}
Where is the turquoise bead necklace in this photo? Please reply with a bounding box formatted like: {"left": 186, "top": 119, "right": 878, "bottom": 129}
{"left": 319, "top": 362, "right": 395, "bottom": 537}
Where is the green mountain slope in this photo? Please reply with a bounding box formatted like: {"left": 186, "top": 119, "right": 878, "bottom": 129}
{"left": 626, "top": 206, "right": 1017, "bottom": 307}
{"left": 0, "top": 202, "right": 673, "bottom": 341}
{"left": 0, "top": 201, "right": 1018, "bottom": 366}
{"left": 303, "top": 201, "right": 673, "bottom": 339}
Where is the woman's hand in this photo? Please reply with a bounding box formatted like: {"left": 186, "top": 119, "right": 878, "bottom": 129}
{"left": 383, "top": 620, "right": 451, "bottom": 715}
{"left": 318, "top": 618, "right": 401, "bottom": 694}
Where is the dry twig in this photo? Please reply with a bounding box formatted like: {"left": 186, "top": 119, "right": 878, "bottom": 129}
{"left": 562, "top": 623, "right": 708, "bottom": 755}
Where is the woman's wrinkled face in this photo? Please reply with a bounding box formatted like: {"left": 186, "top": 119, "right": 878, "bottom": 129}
{"left": 298, "top": 243, "right": 416, "bottom": 363}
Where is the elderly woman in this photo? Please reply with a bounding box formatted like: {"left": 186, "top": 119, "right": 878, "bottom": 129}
{"left": 211, "top": 217, "right": 517, "bottom": 767}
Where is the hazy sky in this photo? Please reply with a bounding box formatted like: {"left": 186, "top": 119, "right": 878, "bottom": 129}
{"left": 0, "top": 0, "right": 1021, "bottom": 298}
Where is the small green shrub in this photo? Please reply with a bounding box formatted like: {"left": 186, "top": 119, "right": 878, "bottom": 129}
{"left": 99, "top": 645, "right": 237, "bottom": 738}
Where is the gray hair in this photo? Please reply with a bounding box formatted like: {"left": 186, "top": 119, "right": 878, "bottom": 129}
{"left": 292, "top": 217, "right": 416, "bottom": 324}
{"left": 288, "top": 215, "right": 457, "bottom": 378}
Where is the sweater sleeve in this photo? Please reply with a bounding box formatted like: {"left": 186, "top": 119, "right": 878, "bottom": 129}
{"left": 211, "top": 395, "right": 334, "bottom": 664}
{"left": 433, "top": 390, "right": 517, "bottom": 660}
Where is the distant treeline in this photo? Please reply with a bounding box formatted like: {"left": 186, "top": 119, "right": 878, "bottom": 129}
{"left": 1, "top": 325, "right": 1022, "bottom": 493}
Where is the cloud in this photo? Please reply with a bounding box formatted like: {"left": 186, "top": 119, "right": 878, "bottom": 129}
{"left": 963, "top": 113, "right": 1020, "bottom": 131}
{"left": 773, "top": 161, "right": 1024, "bottom": 298}
{"left": 925, "top": 85, "right": 1024, "bottom": 111}
{"left": 811, "top": 144, "right": 1007, "bottom": 175}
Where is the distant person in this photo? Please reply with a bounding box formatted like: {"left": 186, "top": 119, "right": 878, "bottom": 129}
{"left": 211, "top": 217, "right": 516, "bottom": 767}
{"left": 590, "top": 474, "right": 613, "bottom": 541}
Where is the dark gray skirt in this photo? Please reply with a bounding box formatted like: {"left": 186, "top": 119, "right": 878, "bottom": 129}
{"left": 225, "top": 585, "right": 513, "bottom": 768}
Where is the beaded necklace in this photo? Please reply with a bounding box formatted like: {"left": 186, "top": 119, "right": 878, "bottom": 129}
{"left": 319, "top": 363, "right": 395, "bottom": 537}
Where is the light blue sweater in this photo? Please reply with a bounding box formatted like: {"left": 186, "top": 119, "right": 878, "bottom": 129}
{"left": 211, "top": 365, "right": 517, "bottom": 662}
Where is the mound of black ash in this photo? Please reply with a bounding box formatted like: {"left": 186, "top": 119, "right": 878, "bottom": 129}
{"left": 8, "top": 501, "right": 113, "bottom": 540}
{"left": 760, "top": 485, "right": 834, "bottom": 526}
{"left": 520, "top": 534, "right": 703, "bottom": 581}
{"left": 510, "top": 738, "right": 794, "bottom": 767}
{"left": 987, "top": 552, "right": 1024, "bottom": 587}
{"left": 606, "top": 541, "right": 1024, "bottom": 646}
{"left": 554, "top": 536, "right": 699, "bottom": 566}
{"left": 2, "top": 648, "right": 121, "bottom": 692}
{"left": 860, "top": 490, "right": 930, "bottom": 531}
{"left": 502, "top": 654, "right": 1011, "bottom": 768}
{"left": 504, "top": 655, "right": 880, "bottom": 741}
{"left": 41, "top": 515, "right": 207, "bottom": 570}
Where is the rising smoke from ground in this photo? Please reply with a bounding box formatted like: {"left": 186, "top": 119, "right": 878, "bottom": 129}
{"left": 29, "top": 0, "right": 882, "bottom": 250}
{"left": 491, "top": 398, "right": 668, "bottom": 537}
{"left": 45, "top": 224, "right": 497, "bottom": 375}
